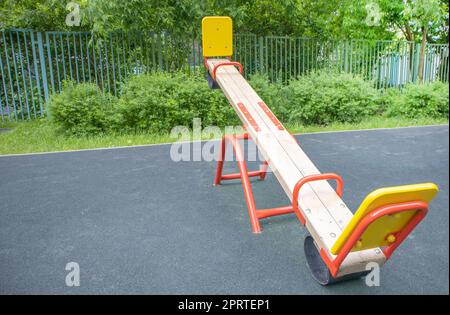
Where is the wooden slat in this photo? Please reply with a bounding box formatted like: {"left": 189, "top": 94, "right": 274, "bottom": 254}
{"left": 207, "top": 59, "right": 386, "bottom": 276}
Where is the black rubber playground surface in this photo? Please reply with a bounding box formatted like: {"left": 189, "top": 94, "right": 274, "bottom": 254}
{"left": 0, "top": 125, "right": 448, "bottom": 294}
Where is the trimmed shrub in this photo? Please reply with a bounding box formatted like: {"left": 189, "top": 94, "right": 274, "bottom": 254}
{"left": 385, "top": 82, "right": 449, "bottom": 119}
{"left": 278, "top": 71, "right": 380, "bottom": 125}
{"left": 47, "top": 71, "right": 448, "bottom": 137}
{"left": 48, "top": 81, "right": 117, "bottom": 136}
{"left": 115, "top": 72, "right": 237, "bottom": 133}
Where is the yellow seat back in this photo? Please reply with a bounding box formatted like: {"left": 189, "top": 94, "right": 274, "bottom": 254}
{"left": 202, "top": 16, "right": 233, "bottom": 57}
{"left": 331, "top": 183, "right": 438, "bottom": 255}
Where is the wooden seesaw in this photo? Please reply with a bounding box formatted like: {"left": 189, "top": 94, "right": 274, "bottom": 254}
{"left": 202, "top": 16, "right": 439, "bottom": 285}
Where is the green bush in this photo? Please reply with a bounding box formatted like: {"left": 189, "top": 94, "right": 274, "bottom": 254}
{"left": 278, "top": 71, "right": 380, "bottom": 125}
{"left": 249, "top": 74, "right": 285, "bottom": 118}
{"left": 48, "top": 81, "right": 117, "bottom": 136}
{"left": 48, "top": 71, "right": 448, "bottom": 137}
{"left": 385, "top": 82, "right": 449, "bottom": 119}
{"left": 115, "top": 72, "right": 237, "bottom": 133}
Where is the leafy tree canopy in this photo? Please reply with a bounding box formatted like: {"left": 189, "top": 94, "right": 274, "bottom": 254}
{"left": 0, "top": 0, "right": 447, "bottom": 42}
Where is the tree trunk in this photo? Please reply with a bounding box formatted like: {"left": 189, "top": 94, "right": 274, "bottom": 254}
{"left": 418, "top": 26, "right": 428, "bottom": 83}
{"left": 405, "top": 24, "right": 414, "bottom": 42}
{"left": 403, "top": 24, "right": 415, "bottom": 77}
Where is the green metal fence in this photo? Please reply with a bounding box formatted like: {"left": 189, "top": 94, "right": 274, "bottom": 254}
{"left": 235, "top": 35, "right": 449, "bottom": 87}
{"left": 42, "top": 30, "right": 205, "bottom": 96}
{"left": 1, "top": 29, "right": 449, "bottom": 121}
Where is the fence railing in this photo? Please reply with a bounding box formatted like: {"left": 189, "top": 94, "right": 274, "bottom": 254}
{"left": 1, "top": 29, "right": 449, "bottom": 121}
{"left": 235, "top": 35, "right": 449, "bottom": 86}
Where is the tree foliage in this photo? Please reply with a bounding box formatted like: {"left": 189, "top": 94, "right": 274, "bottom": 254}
{"left": 379, "top": 0, "right": 447, "bottom": 42}
{"left": 0, "top": 0, "right": 89, "bottom": 30}
{"left": 0, "top": 0, "right": 447, "bottom": 42}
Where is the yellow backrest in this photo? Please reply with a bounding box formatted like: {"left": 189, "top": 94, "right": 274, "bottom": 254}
{"left": 331, "top": 183, "right": 439, "bottom": 255}
{"left": 202, "top": 16, "right": 233, "bottom": 57}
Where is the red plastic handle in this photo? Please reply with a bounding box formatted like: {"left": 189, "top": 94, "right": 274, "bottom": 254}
{"left": 212, "top": 62, "right": 243, "bottom": 80}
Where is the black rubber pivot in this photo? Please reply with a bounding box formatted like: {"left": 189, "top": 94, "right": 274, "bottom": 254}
{"left": 304, "top": 235, "right": 370, "bottom": 286}
{"left": 205, "top": 71, "right": 220, "bottom": 89}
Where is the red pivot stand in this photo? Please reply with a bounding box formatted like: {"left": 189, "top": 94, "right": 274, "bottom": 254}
{"left": 214, "top": 133, "right": 294, "bottom": 233}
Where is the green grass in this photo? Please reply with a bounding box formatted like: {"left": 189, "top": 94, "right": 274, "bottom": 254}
{"left": 286, "top": 116, "right": 449, "bottom": 134}
{"left": 0, "top": 116, "right": 448, "bottom": 155}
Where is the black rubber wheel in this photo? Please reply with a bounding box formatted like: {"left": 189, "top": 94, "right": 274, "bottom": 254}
{"left": 205, "top": 71, "right": 220, "bottom": 89}
{"left": 304, "top": 235, "right": 370, "bottom": 286}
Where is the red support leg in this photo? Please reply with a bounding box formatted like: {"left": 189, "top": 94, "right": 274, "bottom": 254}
{"left": 259, "top": 161, "right": 269, "bottom": 181}
{"left": 214, "top": 136, "right": 226, "bottom": 186}
{"left": 255, "top": 205, "right": 294, "bottom": 219}
{"left": 230, "top": 135, "right": 262, "bottom": 233}
{"left": 215, "top": 133, "right": 268, "bottom": 185}
{"left": 213, "top": 133, "right": 295, "bottom": 233}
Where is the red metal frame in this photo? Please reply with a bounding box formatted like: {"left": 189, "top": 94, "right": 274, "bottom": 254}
{"left": 203, "top": 56, "right": 232, "bottom": 69}
{"left": 204, "top": 57, "right": 430, "bottom": 279}
{"left": 214, "top": 133, "right": 293, "bottom": 233}
{"left": 319, "top": 200, "right": 429, "bottom": 278}
{"left": 214, "top": 133, "right": 344, "bottom": 233}
{"left": 292, "top": 173, "right": 344, "bottom": 225}
{"left": 212, "top": 62, "right": 243, "bottom": 80}
{"left": 213, "top": 132, "right": 429, "bottom": 278}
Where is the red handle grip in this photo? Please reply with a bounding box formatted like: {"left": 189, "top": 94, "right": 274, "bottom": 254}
{"left": 292, "top": 173, "right": 344, "bottom": 225}
{"left": 212, "top": 62, "right": 243, "bottom": 80}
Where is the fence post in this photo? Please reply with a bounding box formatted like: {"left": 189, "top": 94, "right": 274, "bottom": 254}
{"left": 37, "top": 32, "right": 49, "bottom": 108}
{"left": 344, "top": 40, "right": 349, "bottom": 73}
{"left": 30, "top": 31, "right": 45, "bottom": 117}
{"left": 45, "top": 32, "right": 55, "bottom": 94}
{"left": 412, "top": 43, "right": 421, "bottom": 83}
{"left": 157, "top": 33, "right": 163, "bottom": 71}
{"left": 0, "top": 32, "right": 8, "bottom": 120}
{"left": 258, "top": 36, "right": 264, "bottom": 73}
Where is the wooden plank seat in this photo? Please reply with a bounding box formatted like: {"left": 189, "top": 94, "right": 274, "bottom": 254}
{"left": 206, "top": 58, "right": 385, "bottom": 277}
{"left": 201, "top": 16, "right": 439, "bottom": 283}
